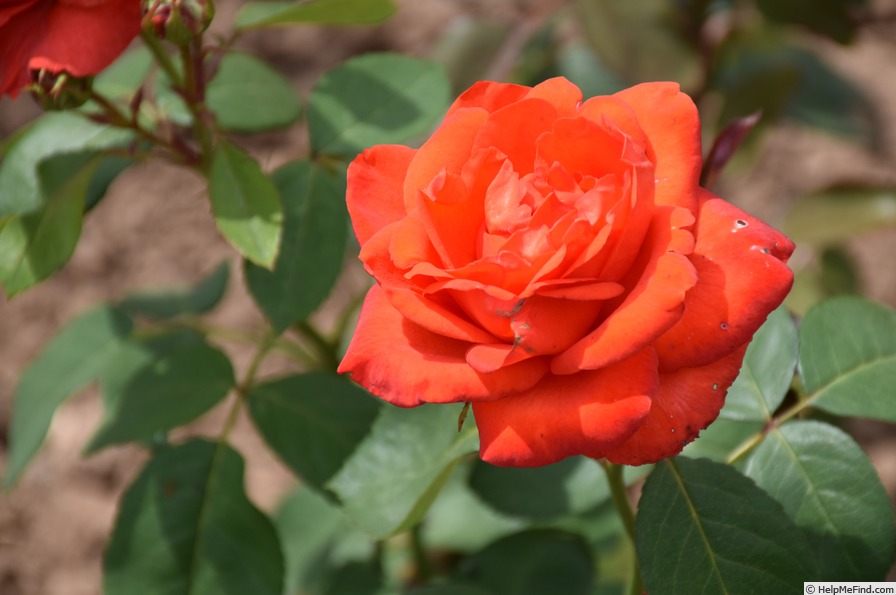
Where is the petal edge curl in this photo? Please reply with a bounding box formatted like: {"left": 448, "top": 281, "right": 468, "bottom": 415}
{"left": 474, "top": 347, "right": 658, "bottom": 467}
{"left": 339, "top": 285, "right": 549, "bottom": 407}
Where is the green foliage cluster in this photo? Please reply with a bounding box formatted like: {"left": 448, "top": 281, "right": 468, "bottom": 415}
{"left": 2, "top": 0, "right": 895, "bottom": 594}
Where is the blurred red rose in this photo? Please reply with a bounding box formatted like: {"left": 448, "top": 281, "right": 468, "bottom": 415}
{"left": 0, "top": 0, "right": 141, "bottom": 98}
{"left": 339, "top": 78, "right": 794, "bottom": 467}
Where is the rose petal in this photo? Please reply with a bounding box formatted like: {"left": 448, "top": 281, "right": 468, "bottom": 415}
{"left": 654, "top": 190, "right": 795, "bottom": 372}
{"left": 414, "top": 170, "right": 482, "bottom": 268}
{"left": 603, "top": 344, "right": 748, "bottom": 465}
{"left": 403, "top": 107, "right": 489, "bottom": 207}
{"left": 445, "top": 80, "right": 530, "bottom": 117}
{"left": 0, "top": 2, "right": 48, "bottom": 96}
{"left": 473, "top": 98, "right": 558, "bottom": 175}
{"left": 613, "top": 82, "right": 702, "bottom": 212}
{"left": 552, "top": 206, "right": 697, "bottom": 375}
{"left": 473, "top": 347, "right": 658, "bottom": 467}
{"left": 339, "top": 285, "right": 549, "bottom": 407}
{"left": 29, "top": 0, "right": 141, "bottom": 77}
{"left": 386, "top": 288, "right": 497, "bottom": 344}
{"left": 526, "top": 76, "right": 583, "bottom": 117}
{"left": 346, "top": 144, "right": 416, "bottom": 247}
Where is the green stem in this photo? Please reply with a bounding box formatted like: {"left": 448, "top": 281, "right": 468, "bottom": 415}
{"left": 725, "top": 393, "right": 815, "bottom": 465}
{"left": 86, "top": 89, "right": 195, "bottom": 163}
{"left": 179, "top": 41, "right": 215, "bottom": 166}
{"left": 219, "top": 331, "right": 276, "bottom": 443}
{"left": 163, "top": 318, "right": 319, "bottom": 367}
{"left": 409, "top": 523, "right": 433, "bottom": 585}
{"left": 140, "top": 29, "right": 182, "bottom": 87}
{"left": 294, "top": 320, "right": 340, "bottom": 372}
{"left": 600, "top": 461, "right": 644, "bottom": 595}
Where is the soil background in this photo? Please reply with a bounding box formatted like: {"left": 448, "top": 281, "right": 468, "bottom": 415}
{"left": 2, "top": 1, "right": 896, "bottom": 594}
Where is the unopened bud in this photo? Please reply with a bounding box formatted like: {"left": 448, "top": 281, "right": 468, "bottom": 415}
{"left": 27, "top": 69, "right": 93, "bottom": 111}
{"left": 143, "top": 0, "right": 215, "bottom": 45}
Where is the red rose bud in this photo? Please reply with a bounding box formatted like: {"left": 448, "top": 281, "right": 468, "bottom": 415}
{"left": 339, "top": 78, "right": 795, "bottom": 468}
{"left": 28, "top": 69, "right": 93, "bottom": 111}
{"left": 143, "top": 0, "right": 215, "bottom": 45}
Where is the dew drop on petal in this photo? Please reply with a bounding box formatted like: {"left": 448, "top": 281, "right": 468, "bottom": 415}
{"left": 720, "top": 322, "right": 729, "bottom": 331}
{"left": 712, "top": 383, "right": 719, "bottom": 390}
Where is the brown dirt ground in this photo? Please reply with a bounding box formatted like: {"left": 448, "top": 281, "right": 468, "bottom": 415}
{"left": 1, "top": 1, "right": 896, "bottom": 593}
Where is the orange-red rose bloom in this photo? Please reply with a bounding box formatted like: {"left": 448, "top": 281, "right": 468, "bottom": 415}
{"left": 0, "top": 0, "right": 141, "bottom": 97}
{"left": 339, "top": 78, "right": 794, "bottom": 467}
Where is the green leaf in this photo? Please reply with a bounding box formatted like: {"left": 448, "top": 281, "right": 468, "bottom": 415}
{"left": 327, "top": 403, "right": 478, "bottom": 538}
{"left": 681, "top": 417, "right": 761, "bottom": 462}
{"left": 323, "top": 559, "right": 383, "bottom": 595}
{"left": 247, "top": 373, "right": 380, "bottom": 491}
{"left": 4, "top": 306, "right": 133, "bottom": 487}
{"left": 424, "top": 462, "right": 524, "bottom": 553}
{"left": 456, "top": 529, "right": 594, "bottom": 595}
{"left": 208, "top": 140, "right": 283, "bottom": 268}
{"left": 409, "top": 586, "right": 494, "bottom": 595}
{"left": 468, "top": 456, "right": 645, "bottom": 520}
{"left": 0, "top": 112, "right": 134, "bottom": 217}
{"left": 723, "top": 307, "right": 797, "bottom": 421}
{"left": 0, "top": 155, "right": 96, "bottom": 296}
{"left": 206, "top": 53, "right": 302, "bottom": 133}
{"left": 307, "top": 53, "right": 450, "bottom": 159}
{"left": 91, "top": 47, "right": 153, "bottom": 100}
{"left": 87, "top": 342, "right": 235, "bottom": 451}
{"left": 245, "top": 160, "right": 347, "bottom": 332}
{"left": 236, "top": 0, "right": 396, "bottom": 29}
{"left": 118, "top": 261, "right": 229, "bottom": 320}
{"left": 743, "top": 421, "right": 895, "bottom": 580}
{"left": 783, "top": 186, "right": 896, "bottom": 245}
{"left": 637, "top": 457, "right": 816, "bottom": 594}
{"left": 104, "top": 440, "right": 284, "bottom": 595}
{"left": 275, "top": 486, "right": 351, "bottom": 595}
{"left": 97, "top": 329, "right": 207, "bottom": 409}
{"left": 84, "top": 155, "right": 134, "bottom": 212}
{"left": 800, "top": 296, "right": 896, "bottom": 422}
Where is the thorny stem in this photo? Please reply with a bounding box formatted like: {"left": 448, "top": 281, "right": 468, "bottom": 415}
{"left": 600, "top": 461, "right": 644, "bottom": 595}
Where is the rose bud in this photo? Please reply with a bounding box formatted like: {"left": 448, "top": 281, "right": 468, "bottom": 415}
{"left": 28, "top": 69, "right": 93, "bottom": 111}
{"left": 339, "top": 78, "right": 795, "bottom": 468}
{"left": 143, "top": 0, "right": 215, "bottom": 45}
{"left": 0, "top": 0, "right": 141, "bottom": 99}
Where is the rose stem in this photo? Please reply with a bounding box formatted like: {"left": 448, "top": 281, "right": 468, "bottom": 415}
{"left": 600, "top": 460, "right": 644, "bottom": 595}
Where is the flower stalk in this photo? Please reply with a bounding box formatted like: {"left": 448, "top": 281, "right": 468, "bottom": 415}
{"left": 601, "top": 461, "right": 644, "bottom": 595}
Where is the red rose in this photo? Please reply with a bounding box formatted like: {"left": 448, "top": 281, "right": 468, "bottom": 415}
{"left": 0, "top": 0, "right": 141, "bottom": 98}
{"left": 339, "top": 78, "right": 794, "bottom": 467}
